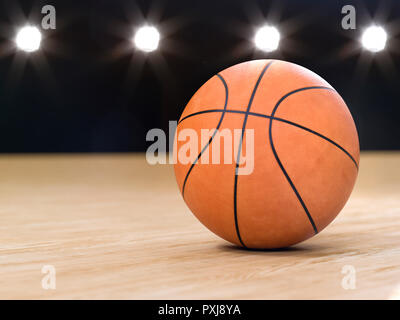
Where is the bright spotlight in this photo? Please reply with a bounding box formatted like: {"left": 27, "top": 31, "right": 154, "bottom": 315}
{"left": 361, "top": 25, "right": 387, "bottom": 53}
{"left": 134, "top": 26, "right": 160, "bottom": 52}
{"left": 254, "top": 25, "right": 280, "bottom": 52}
{"left": 15, "top": 26, "right": 42, "bottom": 52}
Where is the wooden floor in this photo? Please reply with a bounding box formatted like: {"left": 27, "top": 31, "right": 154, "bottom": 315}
{"left": 0, "top": 152, "right": 399, "bottom": 300}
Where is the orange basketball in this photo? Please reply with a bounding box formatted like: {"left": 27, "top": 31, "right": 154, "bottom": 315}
{"left": 174, "top": 59, "right": 359, "bottom": 249}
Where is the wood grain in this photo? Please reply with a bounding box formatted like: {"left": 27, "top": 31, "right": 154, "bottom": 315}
{"left": 0, "top": 152, "right": 399, "bottom": 299}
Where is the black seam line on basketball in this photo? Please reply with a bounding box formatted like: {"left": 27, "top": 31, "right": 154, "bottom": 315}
{"left": 269, "top": 86, "right": 334, "bottom": 235}
{"left": 178, "top": 109, "right": 224, "bottom": 124}
{"left": 234, "top": 61, "right": 273, "bottom": 248}
{"left": 181, "top": 74, "right": 229, "bottom": 198}
{"left": 178, "top": 108, "right": 358, "bottom": 170}
{"left": 270, "top": 117, "right": 359, "bottom": 170}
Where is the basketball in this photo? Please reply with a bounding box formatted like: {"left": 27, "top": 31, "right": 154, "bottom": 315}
{"left": 174, "top": 59, "right": 360, "bottom": 249}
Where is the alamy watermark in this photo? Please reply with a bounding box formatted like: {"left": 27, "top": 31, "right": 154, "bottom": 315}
{"left": 41, "top": 265, "right": 56, "bottom": 290}
{"left": 341, "top": 265, "right": 356, "bottom": 290}
{"left": 41, "top": 5, "right": 56, "bottom": 30}
{"left": 146, "top": 121, "right": 255, "bottom": 175}
{"left": 341, "top": 5, "right": 356, "bottom": 30}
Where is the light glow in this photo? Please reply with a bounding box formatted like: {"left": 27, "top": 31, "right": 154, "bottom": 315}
{"left": 361, "top": 25, "right": 387, "bottom": 53}
{"left": 254, "top": 25, "right": 280, "bottom": 52}
{"left": 134, "top": 26, "right": 160, "bottom": 52}
{"left": 15, "top": 26, "right": 42, "bottom": 52}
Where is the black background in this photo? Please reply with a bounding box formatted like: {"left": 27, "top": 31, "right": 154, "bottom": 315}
{"left": 0, "top": 0, "right": 399, "bottom": 152}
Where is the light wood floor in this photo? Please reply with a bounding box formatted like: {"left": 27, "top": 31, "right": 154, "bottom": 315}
{"left": 0, "top": 152, "right": 399, "bottom": 299}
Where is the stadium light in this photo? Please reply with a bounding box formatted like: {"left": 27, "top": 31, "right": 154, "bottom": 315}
{"left": 134, "top": 26, "right": 160, "bottom": 52}
{"left": 15, "top": 25, "right": 42, "bottom": 52}
{"left": 361, "top": 25, "right": 387, "bottom": 53}
{"left": 254, "top": 25, "right": 280, "bottom": 52}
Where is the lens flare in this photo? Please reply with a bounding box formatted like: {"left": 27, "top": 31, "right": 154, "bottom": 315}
{"left": 15, "top": 26, "right": 42, "bottom": 52}
{"left": 361, "top": 25, "right": 387, "bottom": 52}
{"left": 254, "top": 25, "right": 280, "bottom": 52}
{"left": 134, "top": 26, "right": 160, "bottom": 52}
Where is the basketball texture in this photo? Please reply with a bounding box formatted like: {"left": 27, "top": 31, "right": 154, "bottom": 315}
{"left": 174, "top": 59, "right": 359, "bottom": 249}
